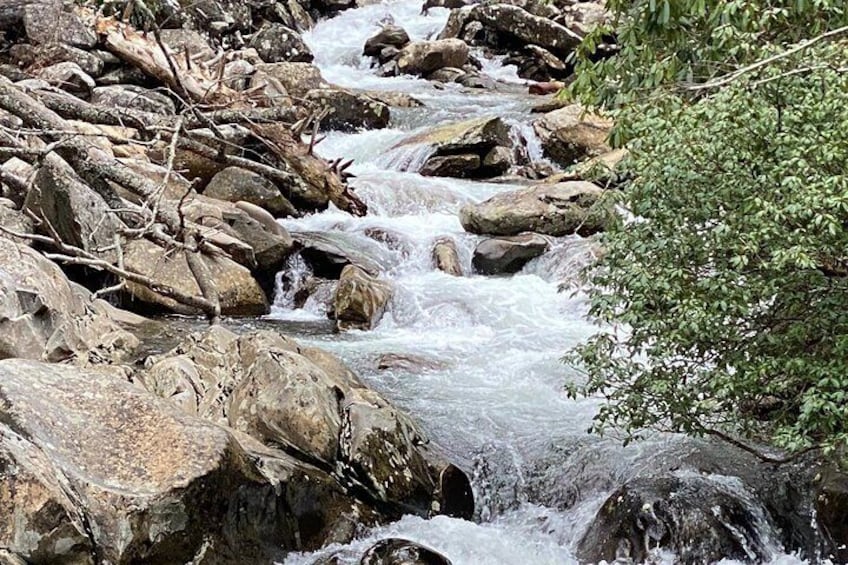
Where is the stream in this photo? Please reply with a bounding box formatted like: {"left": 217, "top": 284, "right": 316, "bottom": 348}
{"left": 260, "top": 2, "right": 814, "bottom": 563}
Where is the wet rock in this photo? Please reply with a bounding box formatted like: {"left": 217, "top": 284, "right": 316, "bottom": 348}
{"left": 460, "top": 181, "right": 611, "bottom": 237}
{"left": 362, "top": 90, "right": 424, "bottom": 108}
{"left": 396, "top": 39, "right": 469, "bottom": 77}
{"left": 376, "top": 353, "right": 448, "bottom": 373}
{"left": 334, "top": 264, "right": 392, "bottom": 331}
{"left": 427, "top": 66, "right": 466, "bottom": 83}
{"left": 472, "top": 233, "right": 549, "bottom": 274}
{"left": 364, "top": 24, "right": 410, "bottom": 62}
{"left": 533, "top": 103, "right": 613, "bottom": 166}
{"left": 396, "top": 116, "right": 513, "bottom": 178}
{"left": 23, "top": 1, "right": 97, "bottom": 48}
{"left": 422, "top": 0, "right": 471, "bottom": 13}
{"left": 816, "top": 468, "right": 848, "bottom": 563}
{"left": 9, "top": 42, "right": 104, "bottom": 77}
{"left": 122, "top": 238, "right": 269, "bottom": 316}
{"left": 482, "top": 145, "right": 512, "bottom": 175}
{"left": 577, "top": 473, "right": 773, "bottom": 565}
{"left": 306, "top": 88, "right": 391, "bottom": 131}
{"left": 91, "top": 84, "right": 177, "bottom": 115}
{"left": 432, "top": 236, "right": 463, "bottom": 276}
{"left": 360, "top": 538, "right": 452, "bottom": 564}
{"left": 204, "top": 166, "right": 297, "bottom": 218}
{"left": 0, "top": 238, "right": 138, "bottom": 363}
{"left": 420, "top": 153, "right": 481, "bottom": 177}
{"left": 256, "top": 61, "right": 327, "bottom": 98}
{"left": 0, "top": 358, "right": 343, "bottom": 563}
{"left": 35, "top": 62, "right": 95, "bottom": 95}
{"left": 251, "top": 22, "right": 314, "bottom": 63}
{"left": 296, "top": 231, "right": 387, "bottom": 278}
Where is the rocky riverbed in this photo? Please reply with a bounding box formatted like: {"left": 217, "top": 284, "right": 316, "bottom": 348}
{"left": 0, "top": 0, "right": 847, "bottom": 564}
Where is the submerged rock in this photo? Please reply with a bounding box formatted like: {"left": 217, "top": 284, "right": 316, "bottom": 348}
{"left": 461, "top": 181, "right": 611, "bottom": 237}
{"left": 472, "top": 233, "right": 549, "bottom": 274}
{"left": 334, "top": 264, "right": 393, "bottom": 331}
{"left": 360, "top": 538, "right": 453, "bottom": 564}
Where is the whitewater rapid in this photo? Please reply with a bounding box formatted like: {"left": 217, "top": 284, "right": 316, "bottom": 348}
{"left": 268, "top": 2, "right": 812, "bottom": 563}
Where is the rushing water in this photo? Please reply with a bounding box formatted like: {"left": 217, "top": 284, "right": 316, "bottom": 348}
{"left": 268, "top": 2, "right": 814, "bottom": 563}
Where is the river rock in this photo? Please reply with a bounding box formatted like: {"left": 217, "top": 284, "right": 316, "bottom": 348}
{"left": 472, "top": 233, "right": 549, "bottom": 274}
{"left": 0, "top": 200, "right": 33, "bottom": 244}
{"left": 296, "top": 231, "right": 387, "bottom": 278}
{"left": 432, "top": 236, "right": 463, "bottom": 276}
{"left": 396, "top": 116, "right": 513, "bottom": 178}
{"left": 364, "top": 24, "right": 410, "bottom": 63}
{"left": 256, "top": 61, "right": 328, "bottom": 97}
{"left": 376, "top": 353, "right": 448, "bottom": 373}
{"left": 460, "top": 181, "right": 610, "bottom": 237}
{"left": 817, "top": 467, "right": 848, "bottom": 562}
{"left": 577, "top": 473, "right": 772, "bottom": 564}
{"left": 306, "top": 88, "right": 391, "bottom": 131}
{"left": 250, "top": 22, "right": 314, "bottom": 63}
{"left": 23, "top": 1, "right": 97, "bottom": 49}
{"left": 420, "top": 153, "right": 481, "bottom": 177}
{"left": 122, "top": 238, "right": 269, "bottom": 316}
{"left": 0, "top": 358, "right": 359, "bottom": 563}
{"left": 9, "top": 42, "right": 104, "bottom": 77}
{"left": 334, "top": 264, "right": 392, "bottom": 331}
{"left": 533, "top": 103, "right": 613, "bottom": 166}
{"left": 91, "top": 84, "right": 177, "bottom": 115}
{"left": 26, "top": 156, "right": 124, "bottom": 252}
{"left": 0, "top": 237, "right": 138, "bottom": 362}
{"left": 141, "top": 327, "right": 475, "bottom": 521}
{"left": 158, "top": 28, "right": 216, "bottom": 62}
{"left": 396, "top": 39, "right": 469, "bottom": 77}
{"left": 0, "top": 157, "right": 32, "bottom": 206}
{"left": 203, "top": 166, "right": 298, "bottom": 217}
{"left": 360, "top": 538, "right": 453, "bottom": 564}
{"left": 35, "top": 62, "right": 95, "bottom": 95}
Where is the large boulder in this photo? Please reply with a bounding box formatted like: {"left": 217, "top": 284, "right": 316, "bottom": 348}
{"left": 0, "top": 358, "right": 362, "bottom": 563}
{"left": 122, "top": 238, "right": 269, "bottom": 316}
{"left": 439, "top": 2, "right": 582, "bottom": 58}
{"left": 460, "top": 181, "right": 611, "bottom": 237}
{"left": 396, "top": 39, "right": 469, "bottom": 77}
{"left": 577, "top": 473, "right": 773, "bottom": 564}
{"left": 333, "top": 264, "right": 392, "bottom": 331}
{"left": 394, "top": 116, "right": 513, "bottom": 178}
{"left": 472, "top": 232, "right": 549, "bottom": 274}
{"left": 203, "top": 166, "right": 297, "bottom": 217}
{"left": 533, "top": 104, "right": 613, "bottom": 166}
{"left": 250, "top": 22, "right": 313, "bottom": 63}
{"left": 9, "top": 42, "right": 104, "bottom": 77}
{"left": 140, "top": 328, "right": 475, "bottom": 521}
{"left": 0, "top": 237, "right": 138, "bottom": 363}
{"left": 305, "top": 88, "right": 391, "bottom": 131}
